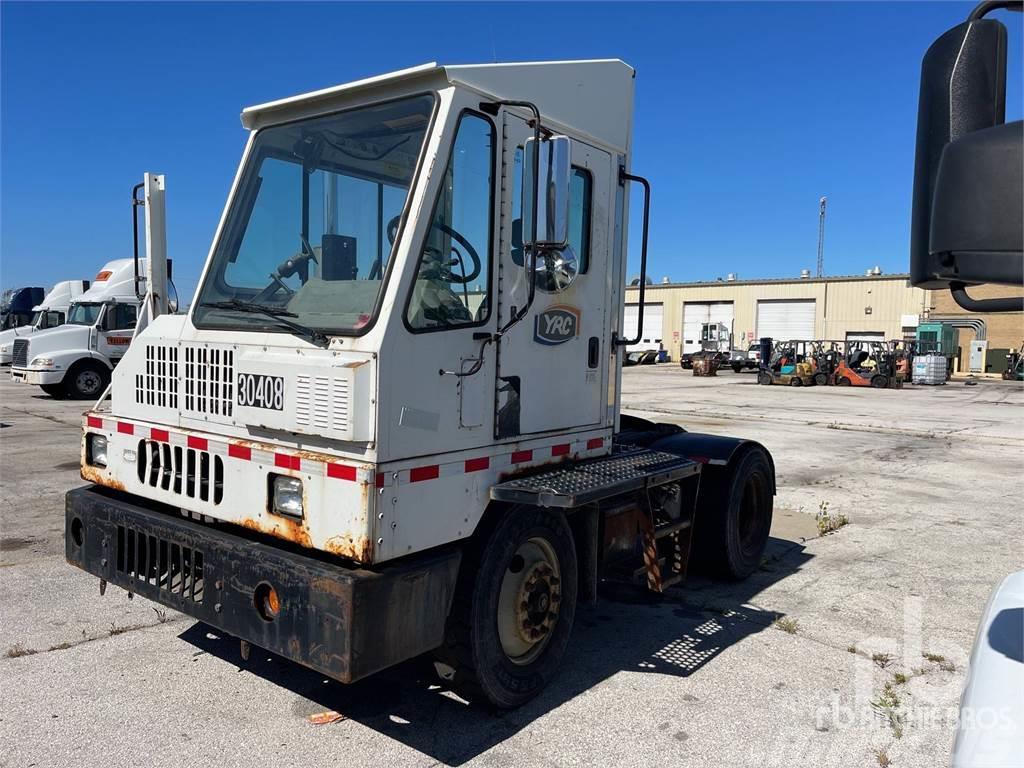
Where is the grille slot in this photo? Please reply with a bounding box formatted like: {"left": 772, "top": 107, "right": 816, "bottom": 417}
{"left": 137, "top": 439, "right": 223, "bottom": 505}
{"left": 116, "top": 524, "right": 204, "bottom": 603}
{"left": 183, "top": 346, "right": 234, "bottom": 417}
{"left": 135, "top": 344, "right": 179, "bottom": 408}
{"left": 11, "top": 339, "right": 28, "bottom": 368}
{"left": 295, "top": 373, "right": 350, "bottom": 433}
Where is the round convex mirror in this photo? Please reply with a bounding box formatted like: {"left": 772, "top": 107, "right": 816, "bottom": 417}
{"left": 534, "top": 245, "right": 578, "bottom": 293}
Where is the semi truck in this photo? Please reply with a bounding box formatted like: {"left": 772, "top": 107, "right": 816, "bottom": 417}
{"left": 64, "top": 61, "right": 777, "bottom": 708}
{"left": 0, "top": 286, "right": 45, "bottom": 330}
{"left": 11, "top": 258, "right": 152, "bottom": 399}
{"left": 0, "top": 280, "right": 90, "bottom": 365}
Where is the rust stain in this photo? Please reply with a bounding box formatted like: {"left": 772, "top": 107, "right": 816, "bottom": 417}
{"left": 323, "top": 534, "right": 373, "bottom": 563}
{"left": 338, "top": 360, "right": 368, "bottom": 369}
{"left": 80, "top": 464, "right": 126, "bottom": 492}
{"left": 239, "top": 516, "right": 313, "bottom": 549}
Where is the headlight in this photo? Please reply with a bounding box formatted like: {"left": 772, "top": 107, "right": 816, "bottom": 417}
{"left": 271, "top": 475, "right": 303, "bottom": 518}
{"left": 87, "top": 434, "right": 108, "bottom": 468}
{"left": 30, "top": 357, "right": 54, "bottom": 368}
{"left": 0, "top": 345, "right": 9, "bottom": 354}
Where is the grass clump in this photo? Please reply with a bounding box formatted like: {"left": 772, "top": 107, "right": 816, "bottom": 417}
{"left": 816, "top": 501, "right": 849, "bottom": 536}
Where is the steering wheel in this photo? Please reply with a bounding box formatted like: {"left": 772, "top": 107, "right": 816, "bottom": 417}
{"left": 386, "top": 215, "right": 482, "bottom": 284}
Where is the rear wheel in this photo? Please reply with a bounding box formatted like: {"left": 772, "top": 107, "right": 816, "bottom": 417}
{"left": 731, "top": 363, "right": 743, "bottom": 373}
{"left": 871, "top": 375, "right": 888, "bottom": 388}
{"left": 836, "top": 376, "right": 851, "bottom": 386}
{"left": 693, "top": 447, "right": 774, "bottom": 580}
{"left": 64, "top": 361, "right": 109, "bottom": 400}
{"left": 814, "top": 373, "right": 828, "bottom": 386}
{"left": 790, "top": 377, "right": 803, "bottom": 387}
{"left": 757, "top": 371, "right": 772, "bottom": 385}
{"left": 435, "top": 506, "right": 577, "bottom": 708}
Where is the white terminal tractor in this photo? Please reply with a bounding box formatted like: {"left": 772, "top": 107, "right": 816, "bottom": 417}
{"left": 66, "top": 61, "right": 776, "bottom": 708}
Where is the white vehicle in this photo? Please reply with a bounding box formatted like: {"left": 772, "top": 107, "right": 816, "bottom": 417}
{"left": 10, "top": 257, "right": 153, "bottom": 399}
{"left": 65, "top": 62, "right": 777, "bottom": 709}
{"left": 0, "top": 280, "right": 90, "bottom": 365}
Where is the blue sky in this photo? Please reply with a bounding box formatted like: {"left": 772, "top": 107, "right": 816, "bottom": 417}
{"left": 2, "top": 1, "right": 1021, "bottom": 298}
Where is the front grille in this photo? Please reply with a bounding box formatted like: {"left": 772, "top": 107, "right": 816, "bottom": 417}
{"left": 11, "top": 338, "right": 28, "bottom": 368}
{"left": 295, "top": 374, "right": 350, "bottom": 433}
{"left": 135, "top": 344, "right": 179, "bottom": 408}
{"left": 137, "top": 439, "right": 224, "bottom": 504}
{"left": 183, "top": 346, "right": 234, "bottom": 417}
{"left": 116, "top": 523, "right": 204, "bottom": 603}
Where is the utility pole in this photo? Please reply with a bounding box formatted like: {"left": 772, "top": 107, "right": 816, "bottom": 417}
{"left": 816, "top": 196, "right": 827, "bottom": 278}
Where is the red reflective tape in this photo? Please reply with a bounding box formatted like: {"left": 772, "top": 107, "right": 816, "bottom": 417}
{"left": 187, "top": 436, "right": 208, "bottom": 451}
{"left": 327, "top": 463, "right": 357, "bottom": 481}
{"left": 150, "top": 429, "right": 169, "bottom": 443}
{"left": 465, "top": 457, "right": 490, "bottom": 473}
{"left": 689, "top": 455, "right": 710, "bottom": 465}
{"left": 551, "top": 443, "right": 570, "bottom": 457}
{"left": 117, "top": 422, "right": 134, "bottom": 435}
{"left": 228, "top": 444, "right": 251, "bottom": 461}
{"left": 511, "top": 450, "right": 533, "bottom": 464}
{"left": 275, "top": 453, "right": 301, "bottom": 471}
{"left": 86, "top": 416, "right": 103, "bottom": 429}
{"left": 586, "top": 437, "right": 604, "bottom": 450}
{"left": 375, "top": 472, "right": 385, "bottom": 488}
{"left": 410, "top": 465, "right": 439, "bottom": 483}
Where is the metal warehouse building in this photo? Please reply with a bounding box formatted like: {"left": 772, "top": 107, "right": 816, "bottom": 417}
{"left": 623, "top": 273, "right": 1022, "bottom": 373}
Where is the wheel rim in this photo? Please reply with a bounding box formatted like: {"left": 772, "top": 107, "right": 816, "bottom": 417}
{"left": 76, "top": 369, "right": 102, "bottom": 395}
{"left": 497, "top": 537, "right": 562, "bottom": 665}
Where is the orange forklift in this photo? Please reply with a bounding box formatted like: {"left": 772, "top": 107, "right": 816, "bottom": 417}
{"left": 834, "top": 342, "right": 903, "bottom": 388}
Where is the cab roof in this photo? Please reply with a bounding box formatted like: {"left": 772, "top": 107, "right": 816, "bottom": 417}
{"left": 240, "top": 60, "right": 636, "bottom": 153}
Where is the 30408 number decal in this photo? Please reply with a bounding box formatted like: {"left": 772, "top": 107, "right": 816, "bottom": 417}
{"left": 237, "top": 373, "right": 285, "bottom": 410}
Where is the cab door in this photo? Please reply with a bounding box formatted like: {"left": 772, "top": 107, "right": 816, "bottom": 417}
{"left": 495, "top": 114, "right": 612, "bottom": 438}
{"left": 97, "top": 303, "right": 137, "bottom": 360}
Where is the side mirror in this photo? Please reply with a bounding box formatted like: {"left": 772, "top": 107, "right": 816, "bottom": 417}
{"left": 522, "top": 135, "right": 571, "bottom": 249}
{"left": 911, "top": 13, "right": 1022, "bottom": 291}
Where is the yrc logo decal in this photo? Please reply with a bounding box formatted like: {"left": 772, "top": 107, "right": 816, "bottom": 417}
{"left": 534, "top": 305, "right": 581, "bottom": 346}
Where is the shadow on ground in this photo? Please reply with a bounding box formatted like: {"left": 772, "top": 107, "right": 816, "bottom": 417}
{"left": 180, "top": 536, "right": 810, "bottom": 766}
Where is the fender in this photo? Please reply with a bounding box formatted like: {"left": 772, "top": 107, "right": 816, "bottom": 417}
{"left": 650, "top": 431, "right": 776, "bottom": 494}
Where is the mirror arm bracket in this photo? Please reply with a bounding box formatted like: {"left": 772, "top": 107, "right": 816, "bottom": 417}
{"left": 480, "top": 100, "right": 543, "bottom": 336}
{"left": 615, "top": 167, "right": 652, "bottom": 346}
{"left": 950, "top": 281, "right": 1024, "bottom": 312}
{"left": 131, "top": 182, "right": 146, "bottom": 301}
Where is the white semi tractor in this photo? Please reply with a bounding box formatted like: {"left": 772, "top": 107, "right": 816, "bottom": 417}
{"left": 0, "top": 280, "right": 90, "bottom": 365}
{"left": 11, "top": 258, "right": 151, "bottom": 398}
{"left": 65, "top": 61, "right": 777, "bottom": 708}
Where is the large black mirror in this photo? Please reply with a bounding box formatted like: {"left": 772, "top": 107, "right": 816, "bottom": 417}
{"left": 910, "top": 4, "right": 1023, "bottom": 312}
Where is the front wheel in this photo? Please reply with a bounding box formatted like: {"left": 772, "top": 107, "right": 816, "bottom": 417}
{"left": 731, "top": 363, "right": 743, "bottom": 374}
{"left": 790, "top": 377, "right": 803, "bottom": 387}
{"left": 814, "top": 373, "right": 828, "bottom": 386}
{"left": 757, "top": 371, "right": 772, "bottom": 385}
{"left": 65, "top": 361, "right": 109, "bottom": 400}
{"left": 435, "top": 506, "right": 578, "bottom": 708}
{"left": 41, "top": 384, "right": 66, "bottom": 399}
{"left": 836, "top": 376, "right": 851, "bottom": 386}
{"left": 871, "top": 375, "right": 888, "bottom": 388}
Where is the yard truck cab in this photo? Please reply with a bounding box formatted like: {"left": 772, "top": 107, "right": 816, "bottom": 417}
{"left": 0, "top": 286, "right": 45, "bottom": 330}
{"left": 12, "top": 258, "right": 151, "bottom": 399}
{"left": 66, "top": 61, "right": 776, "bottom": 708}
{"left": 0, "top": 280, "right": 90, "bottom": 365}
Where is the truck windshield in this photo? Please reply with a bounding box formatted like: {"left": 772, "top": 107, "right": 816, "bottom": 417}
{"left": 67, "top": 303, "right": 103, "bottom": 326}
{"left": 194, "top": 95, "right": 435, "bottom": 336}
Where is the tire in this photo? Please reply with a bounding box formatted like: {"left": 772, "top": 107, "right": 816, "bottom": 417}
{"left": 435, "top": 506, "right": 578, "bottom": 709}
{"left": 757, "top": 371, "right": 772, "bottom": 386}
{"left": 814, "top": 373, "right": 828, "bottom": 386}
{"left": 790, "top": 377, "right": 803, "bottom": 387}
{"left": 41, "top": 384, "right": 66, "bottom": 399}
{"left": 64, "top": 360, "right": 109, "bottom": 400}
{"left": 836, "top": 376, "right": 851, "bottom": 386}
{"left": 731, "top": 364, "right": 742, "bottom": 374}
{"left": 871, "top": 375, "right": 888, "bottom": 389}
{"left": 692, "top": 447, "right": 774, "bottom": 580}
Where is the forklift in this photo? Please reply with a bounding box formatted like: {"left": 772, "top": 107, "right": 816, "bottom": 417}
{"left": 834, "top": 341, "right": 903, "bottom": 388}
{"left": 756, "top": 337, "right": 815, "bottom": 386}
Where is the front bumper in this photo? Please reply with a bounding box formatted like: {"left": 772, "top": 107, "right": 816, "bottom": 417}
{"left": 66, "top": 485, "right": 461, "bottom": 683}
{"left": 11, "top": 367, "right": 63, "bottom": 385}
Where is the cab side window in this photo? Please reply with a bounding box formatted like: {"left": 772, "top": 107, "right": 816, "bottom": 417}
{"left": 406, "top": 112, "right": 494, "bottom": 331}
{"left": 109, "top": 304, "right": 138, "bottom": 331}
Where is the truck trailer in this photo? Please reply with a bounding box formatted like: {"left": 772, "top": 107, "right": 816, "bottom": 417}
{"left": 0, "top": 280, "right": 90, "bottom": 365}
{"left": 64, "top": 61, "right": 776, "bottom": 708}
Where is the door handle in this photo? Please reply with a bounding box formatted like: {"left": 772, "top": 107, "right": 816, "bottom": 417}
{"left": 588, "top": 337, "right": 600, "bottom": 368}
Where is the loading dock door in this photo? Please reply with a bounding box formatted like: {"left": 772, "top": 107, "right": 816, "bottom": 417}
{"left": 845, "top": 332, "right": 885, "bottom": 345}
{"left": 624, "top": 303, "right": 664, "bottom": 351}
{"left": 682, "top": 302, "right": 735, "bottom": 354}
{"left": 756, "top": 299, "right": 816, "bottom": 341}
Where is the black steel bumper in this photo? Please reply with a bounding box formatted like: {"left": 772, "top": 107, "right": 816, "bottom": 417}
{"left": 65, "top": 486, "right": 461, "bottom": 683}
